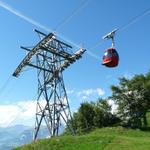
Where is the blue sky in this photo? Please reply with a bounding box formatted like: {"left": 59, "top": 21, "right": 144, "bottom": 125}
{"left": 0, "top": 0, "right": 150, "bottom": 127}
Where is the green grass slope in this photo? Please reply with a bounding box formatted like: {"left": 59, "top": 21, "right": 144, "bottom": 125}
{"left": 14, "top": 127, "right": 150, "bottom": 150}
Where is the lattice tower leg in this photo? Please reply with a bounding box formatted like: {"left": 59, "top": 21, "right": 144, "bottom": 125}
{"left": 33, "top": 53, "right": 74, "bottom": 140}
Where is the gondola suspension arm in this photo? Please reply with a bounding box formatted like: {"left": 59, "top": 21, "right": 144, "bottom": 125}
{"left": 102, "top": 28, "right": 118, "bottom": 47}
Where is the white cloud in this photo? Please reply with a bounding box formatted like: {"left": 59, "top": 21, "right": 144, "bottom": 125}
{"left": 66, "top": 89, "right": 74, "bottom": 95}
{"left": 78, "top": 89, "right": 93, "bottom": 96}
{"left": 81, "top": 95, "right": 88, "bottom": 100}
{"left": 77, "top": 88, "right": 105, "bottom": 97}
{"left": 0, "top": 98, "right": 73, "bottom": 127}
{"left": 107, "top": 99, "right": 118, "bottom": 114}
{"left": 106, "top": 74, "right": 113, "bottom": 79}
{"left": 17, "top": 101, "right": 36, "bottom": 118}
{"left": 96, "top": 88, "right": 105, "bottom": 96}
{"left": 0, "top": 100, "right": 38, "bottom": 127}
{"left": 123, "top": 71, "right": 134, "bottom": 79}
{"left": 0, "top": 105, "right": 20, "bottom": 127}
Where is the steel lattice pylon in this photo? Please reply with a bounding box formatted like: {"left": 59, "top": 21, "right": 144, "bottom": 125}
{"left": 13, "top": 29, "right": 86, "bottom": 140}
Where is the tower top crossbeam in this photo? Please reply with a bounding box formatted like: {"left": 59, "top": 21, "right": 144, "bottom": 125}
{"left": 13, "top": 30, "right": 86, "bottom": 77}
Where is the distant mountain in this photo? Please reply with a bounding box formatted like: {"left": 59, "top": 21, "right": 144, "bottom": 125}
{"left": 0, "top": 124, "right": 59, "bottom": 150}
{"left": 0, "top": 125, "right": 29, "bottom": 150}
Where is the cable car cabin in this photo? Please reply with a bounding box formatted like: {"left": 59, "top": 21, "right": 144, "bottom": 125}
{"left": 102, "top": 48, "right": 119, "bottom": 67}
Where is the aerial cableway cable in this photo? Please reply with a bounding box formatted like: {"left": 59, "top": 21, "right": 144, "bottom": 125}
{"left": 54, "top": 0, "right": 91, "bottom": 31}
{"left": 118, "top": 7, "right": 150, "bottom": 32}
{"left": 0, "top": 75, "right": 13, "bottom": 96}
{"left": 90, "top": 6, "right": 150, "bottom": 51}
{"left": 5, "top": 93, "right": 38, "bottom": 128}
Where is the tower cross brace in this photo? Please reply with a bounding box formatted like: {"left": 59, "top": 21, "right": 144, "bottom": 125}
{"left": 13, "top": 30, "right": 86, "bottom": 140}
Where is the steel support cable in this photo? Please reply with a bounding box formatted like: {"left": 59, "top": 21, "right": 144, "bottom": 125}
{"left": 6, "top": 92, "right": 38, "bottom": 128}
{"left": 54, "top": 0, "right": 91, "bottom": 31}
{"left": 0, "top": 75, "right": 13, "bottom": 96}
{"left": 86, "top": 40, "right": 105, "bottom": 60}
{"left": 118, "top": 7, "right": 150, "bottom": 32}
{"left": 52, "top": 0, "right": 100, "bottom": 60}
{"left": 53, "top": 0, "right": 100, "bottom": 60}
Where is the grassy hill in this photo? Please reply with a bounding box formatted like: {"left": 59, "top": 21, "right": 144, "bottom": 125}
{"left": 13, "top": 127, "right": 150, "bottom": 150}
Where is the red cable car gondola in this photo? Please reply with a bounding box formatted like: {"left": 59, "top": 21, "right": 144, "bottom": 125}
{"left": 102, "top": 48, "right": 119, "bottom": 67}
{"left": 102, "top": 29, "right": 119, "bottom": 68}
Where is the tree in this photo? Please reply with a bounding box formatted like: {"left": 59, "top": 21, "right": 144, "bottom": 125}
{"left": 94, "top": 99, "right": 111, "bottom": 127}
{"left": 94, "top": 99, "right": 120, "bottom": 127}
{"left": 65, "top": 102, "right": 95, "bottom": 134}
{"left": 78, "top": 102, "right": 95, "bottom": 130}
{"left": 111, "top": 71, "right": 150, "bottom": 128}
{"left": 65, "top": 99, "right": 120, "bottom": 135}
